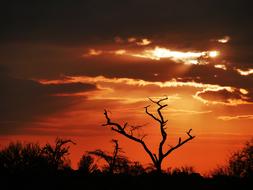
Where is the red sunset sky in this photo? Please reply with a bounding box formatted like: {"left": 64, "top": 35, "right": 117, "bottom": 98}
{"left": 1, "top": 0, "right": 253, "bottom": 174}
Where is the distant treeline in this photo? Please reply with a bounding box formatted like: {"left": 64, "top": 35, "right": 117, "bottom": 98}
{"left": 0, "top": 138, "right": 253, "bottom": 190}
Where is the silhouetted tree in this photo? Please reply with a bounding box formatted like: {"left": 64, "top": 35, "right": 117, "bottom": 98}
{"left": 228, "top": 139, "right": 253, "bottom": 178}
{"left": 78, "top": 154, "right": 98, "bottom": 175}
{"left": 0, "top": 138, "right": 75, "bottom": 175}
{"left": 102, "top": 97, "right": 195, "bottom": 173}
{"left": 42, "top": 138, "right": 75, "bottom": 170}
{"left": 88, "top": 139, "right": 130, "bottom": 174}
{"left": 211, "top": 139, "right": 253, "bottom": 178}
{"left": 0, "top": 142, "right": 48, "bottom": 174}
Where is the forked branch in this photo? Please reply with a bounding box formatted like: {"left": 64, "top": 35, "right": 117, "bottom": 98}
{"left": 102, "top": 110, "right": 156, "bottom": 164}
{"left": 164, "top": 129, "right": 195, "bottom": 158}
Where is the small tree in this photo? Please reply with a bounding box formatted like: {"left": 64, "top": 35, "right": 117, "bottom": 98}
{"left": 42, "top": 138, "right": 75, "bottom": 170}
{"left": 78, "top": 154, "right": 98, "bottom": 174}
{"left": 102, "top": 97, "right": 195, "bottom": 173}
{"left": 228, "top": 139, "right": 253, "bottom": 178}
{"left": 0, "top": 142, "right": 48, "bottom": 174}
{"left": 211, "top": 139, "right": 253, "bottom": 178}
{"left": 88, "top": 139, "right": 130, "bottom": 174}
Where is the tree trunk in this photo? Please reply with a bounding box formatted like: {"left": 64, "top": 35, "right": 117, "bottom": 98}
{"left": 155, "top": 161, "right": 162, "bottom": 174}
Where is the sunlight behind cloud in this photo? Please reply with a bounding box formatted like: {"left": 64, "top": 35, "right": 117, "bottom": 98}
{"left": 208, "top": 51, "right": 219, "bottom": 58}
{"left": 239, "top": 88, "right": 249, "bottom": 95}
{"left": 83, "top": 49, "right": 102, "bottom": 56}
{"left": 236, "top": 68, "right": 253, "bottom": 76}
{"left": 217, "top": 36, "right": 230, "bottom": 43}
{"left": 136, "top": 38, "right": 152, "bottom": 46}
{"left": 214, "top": 64, "right": 227, "bottom": 70}
{"left": 114, "top": 49, "right": 126, "bottom": 55}
{"left": 131, "top": 46, "right": 220, "bottom": 65}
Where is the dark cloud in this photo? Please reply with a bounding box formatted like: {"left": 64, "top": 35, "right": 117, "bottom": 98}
{"left": 196, "top": 88, "right": 252, "bottom": 104}
{"left": 0, "top": 69, "right": 97, "bottom": 130}
{"left": 70, "top": 56, "right": 188, "bottom": 82}
{"left": 0, "top": 0, "right": 252, "bottom": 85}
{"left": 1, "top": 0, "right": 253, "bottom": 45}
{"left": 186, "top": 64, "right": 253, "bottom": 89}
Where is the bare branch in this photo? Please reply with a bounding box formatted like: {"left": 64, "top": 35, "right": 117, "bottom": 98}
{"left": 123, "top": 122, "right": 128, "bottom": 130}
{"left": 103, "top": 109, "right": 157, "bottom": 165}
{"left": 141, "top": 134, "right": 147, "bottom": 141}
{"left": 164, "top": 129, "right": 195, "bottom": 158}
{"left": 178, "top": 137, "right": 181, "bottom": 144}
{"left": 187, "top": 129, "right": 193, "bottom": 138}
{"left": 149, "top": 96, "right": 168, "bottom": 106}
{"left": 144, "top": 105, "right": 161, "bottom": 123}
{"left": 146, "top": 97, "right": 170, "bottom": 160}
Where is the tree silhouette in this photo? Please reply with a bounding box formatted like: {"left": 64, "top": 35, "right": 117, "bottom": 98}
{"left": 78, "top": 154, "right": 98, "bottom": 175}
{"left": 211, "top": 139, "right": 253, "bottom": 178}
{"left": 227, "top": 139, "right": 253, "bottom": 178}
{"left": 0, "top": 142, "right": 48, "bottom": 174}
{"left": 88, "top": 139, "right": 130, "bottom": 174}
{"left": 102, "top": 97, "right": 195, "bottom": 173}
{"left": 0, "top": 138, "right": 76, "bottom": 175}
{"left": 42, "top": 138, "right": 75, "bottom": 170}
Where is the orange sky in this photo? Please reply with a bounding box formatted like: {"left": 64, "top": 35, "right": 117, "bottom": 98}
{"left": 1, "top": 0, "right": 253, "bottom": 175}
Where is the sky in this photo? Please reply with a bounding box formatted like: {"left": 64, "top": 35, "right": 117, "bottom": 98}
{"left": 1, "top": 0, "right": 253, "bottom": 174}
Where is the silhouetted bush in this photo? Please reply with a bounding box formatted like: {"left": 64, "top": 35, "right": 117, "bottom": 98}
{"left": 0, "top": 138, "right": 75, "bottom": 175}
{"left": 210, "top": 165, "right": 230, "bottom": 178}
{"left": 78, "top": 154, "right": 98, "bottom": 175}
{"left": 167, "top": 166, "right": 197, "bottom": 176}
{"left": 88, "top": 139, "right": 131, "bottom": 174}
{"left": 0, "top": 142, "right": 48, "bottom": 174}
{"left": 127, "top": 162, "right": 146, "bottom": 176}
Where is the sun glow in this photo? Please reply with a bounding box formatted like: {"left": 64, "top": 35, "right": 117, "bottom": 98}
{"left": 136, "top": 38, "right": 152, "bottom": 46}
{"left": 135, "top": 47, "right": 204, "bottom": 60}
{"left": 131, "top": 47, "right": 220, "bottom": 64}
{"left": 82, "top": 44, "right": 220, "bottom": 65}
{"left": 208, "top": 51, "right": 219, "bottom": 58}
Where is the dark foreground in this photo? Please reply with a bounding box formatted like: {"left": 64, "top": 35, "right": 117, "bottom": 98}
{"left": 1, "top": 172, "right": 252, "bottom": 190}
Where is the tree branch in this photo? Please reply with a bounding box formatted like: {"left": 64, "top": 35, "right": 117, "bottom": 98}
{"left": 163, "top": 129, "right": 195, "bottom": 158}
{"left": 103, "top": 110, "right": 157, "bottom": 165}
{"left": 148, "top": 97, "right": 169, "bottom": 160}
{"left": 144, "top": 105, "right": 161, "bottom": 123}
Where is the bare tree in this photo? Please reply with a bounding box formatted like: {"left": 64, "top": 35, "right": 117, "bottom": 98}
{"left": 102, "top": 97, "right": 195, "bottom": 173}
{"left": 42, "top": 138, "right": 76, "bottom": 170}
{"left": 88, "top": 139, "right": 130, "bottom": 174}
